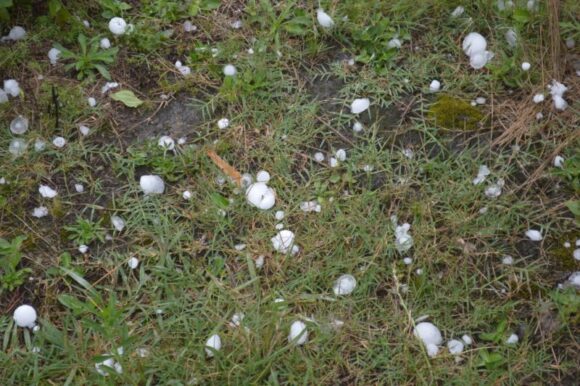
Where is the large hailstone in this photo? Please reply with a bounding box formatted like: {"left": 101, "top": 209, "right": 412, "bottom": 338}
{"left": 414, "top": 322, "right": 443, "bottom": 357}
{"left": 447, "top": 339, "right": 464, "bottom": 355}
{"left": 4, "top": 79, "right": 20, "bottom": 97}
{"left": 525, "top": 229, "right": 542, "bottom": 241}
{"left": 108, "top": 17, "right": 128, "bottom": 36}
{"left": 271, "top": 230, "right": 299, "bottom": 255}
{"left": 395, "top": 223, "right": 413, "bottom": 253}
{"left": 8, "top": 26, "right": 26, "bottom": 41}
{"left": 351, "top": 98, "right": 370, "bottom": 114}
{"left": 288, "top": 321, "right": 308, "bottom": 345}
{"left": 111, "top": 215, "right": 125, "bottom": 232}
{"left": 316, "top": 9, "right": 334, "bottom": 29}
{"left": 462, "top": 33, "right": 487, "bottom": 56}
{"left": 205, "top": 334, "right": 222, "bottom": 357}
{"left": 13, "top": 305, "right": 37, "bottom": 328}
{"left": 139, "top": 175, "right": 165, "bottom": 195}
{"left": 10, "top": 116, "right": 29, "bottom": 134}
{"left": 48, "top": 48, "right": 61, "bottom": 65}
{"left": 39, "top": 185, "right": 57, "bottom": 198}
{"left": 333, "top": 274, "right": 357, "bottom": 296}
{"left": 246, "top": 182, "right": 275, "bottom": 210}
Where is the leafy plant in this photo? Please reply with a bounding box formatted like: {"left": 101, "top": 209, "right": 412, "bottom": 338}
{"left": 110, "top": 90, "right": 144, "bottom": 108}
{"left": 188, "top": 0, "right": 220, "bottom": 16}
{"left": 0, "top": 0, "right": 13, "bottom": 22}
{"left": 550, "top": 288, "right": 580, "bottom": 325}
{"left": 98, "top": 0, "right": 132, "bottom": 19}
{"left": 48, "top": 0, "right": 72, "bottom": 25}
{"left": 64, "top": 217, "right": 106, "bottom": 245}
{"left": 348, "top": 14, "right": 405, "bottom": 67}
{"left": 54, "top": 34, "right": 119, "bottom": 80}
{"left": 477, "top": 349, "right": 506, "bottom": 370}
{"left": 0, "top": 235, "right": 32, "bottom": 293}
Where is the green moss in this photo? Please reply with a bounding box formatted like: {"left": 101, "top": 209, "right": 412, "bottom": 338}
{"left": 428, "top": 95, "right": 484, "bottom": 130}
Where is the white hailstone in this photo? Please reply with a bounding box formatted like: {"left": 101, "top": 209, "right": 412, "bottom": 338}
{"left": 0, "top": 89, "right": 8, "bottom": 104}
{"left": 553, "top": 95, "right": 568, "bottom": 111}
{"left": 347, "top": 58, "right": 355, "bottom": 66}
{"left": 451, "top": 6, "right": 465, "bottom": 17}
{"left": 275, "top": 210, "right": 285, "bottom": 220}
{"left": 335, "top": 149, "right": 347, "bottom": 162}
{"left": 573, "top": 249, "right": 580, "bottom": 261}
{"left": 140, "top": 175, "right": 165, "bottom": 195}
{"left": 484, "top": 179, "right": 504, "bottom": 198}
{"left": 447, "top": 339, "right": 464, "bottom": 355}
{"left": 48, "top": 48, "right": 61, "bottom": 65}
{"left": 525, "top": 229, "right": 542, "bottom": 241}
{"left": 0, "top": 177, "right": 5, "bottom": 185}
{"left": 79, "top": 125, "right": 90, "bottom": 136}
{"left": 463, "top": 33, "right": 487, "bottom": 57}
{"left": 566, "top": 38, "right": 575, "bottom": 49}
{"left": 108, "top": 17, "right": 127, "bottom": 36}
{"left": 182, "top": 190, "right": 192, "bottom": 200}
{"left": 475, "top": 97, "right": 486, "bottom": 105}
{"left": 461, "top": 335, "right": 473, "bottom": 345}
{"left": 247, "top": 48, "right": 254, "bottom": 54}
{"left": 31, "top": 346, "right": 40, "bottom": 353}
{"left": 402, "top": 148, "right": 414, "bottom": 159}
{"left": 362, "top": 164, "right": 374, "bottom": 172}
{"left": 352, "top": 121, "right": 363, "bottom": 132}
{"left": 403, "top": 257, "right": 413, "bottom": 265}
{"left": 136, "top": 348, "right": 149, "bottom": 358}
{"left": 548, "top": 80, "right": 568, "bottom": 111}
{"left": 158, "top": 135, "right": 175, "bottom": 150}
{"left": 395, "top": 223, "right": 413, "bottom": 253}
{"left": 111, "top": 215, "right": 125, "bottom": 232}
{"left": 333, "top": 274, "right": 357, "bottom": 296}
{"left": 329, "top": 157, "right": 338, "bottom": 168}
{"left": 223, "top": 64, "right": 237, "bottom": 76}
{"left": 535, "top": 112, "right": 544, "bottom": 121}
{"left": 95, "top": 357, "right": 123, "bottom": 376}
{"left": 505, "top": 29, "right": 517, "bottom": 48}
{"left": 9, "top": 138, "right": 27, "bottom": 156}
{"left": 469, "top": 51, "right": 493, "bottom": 69}
{"left": 10, "top": 116, "right": 29, "bottom": 134}
{"left": 414, "top": 322, "right": 443, "bottom": 357}
{"left": 13, "top": 305, "right": 37, "bottom": 328}
{"left": 88, "top": 97, "right": 97, "bottom": 107}
{"left": 4, "top": 79, "right": 20, "bottom": 97}
{"left": 78, "top": 245, "right": 89, "bottom": 254}
{"left": 231, "top": 20, "right": 242, "bottom": 29}
{"left": 470, "top": 100, "right": 477, "bottom": 107}
{"left": 32, "top": 206, "right": 49, "bottom": 218}
{"left": 498, "top": 254, "right": 514, "bottom": 266}
{"left": 101, "top": 82, "right": 119, "bottom": 94}
{"left": 563, "top": 241, "right": 571, "bottom": 248}
{"left": 351, "top": 98, "right": 370, "bottom": 114}
{"left": 300, "top": 201, "right": 321, "bottom": 212}
{"left": 234, "top": 243, "right": 246, "bottom": 251}
{"left": 256, "top": 170, "right": 271, "bottom": 183}
{"left": 178, "top": 65, "right": 191, "bottom": 76}
{"left": 246, "top": 182, "right": 276, "bottom": 210}
{"left": 271, "top": 230, "right": 298, "bottom": 254}
{"left": 387, "top": 38, "right": 402, "bottom": 49}
{"left": 568, "top": 272, "right": 580, "bottom": 288}
{"left": 230, "top": 312, "right": 245, "bottom": 327}
{"left": 205, "top": 334, "right": 222, "bottom": 357}
{"left": 100, "top": 38, "right": 111, "bottom": 49}
{"left": 576, "top": 239, "right": 580, "bottom": 247}
{"left": 82, "top": 20, "right": 90, "bottom": 28}
{"left": 8, "top": 26, "right": 26, "bottom": 41}
{"left": 52, "top": 136, "right": 66, "bottom": 148}
{"left": 505, "top": 333, "right": 519, "bottom": 345}
{"left": 183, "top": 21, "right": 196, "bottom": 32}
{"left": 177, "top": 137, "right": 186, "bottom": 145}
{"left": 217, "top": 118, "right": 230, "bottom": 129}
{"left": 553, "top": 155, "right": 565, "bottom": 168}
{"left": 316, "top": 9, "right": 334, "bottom": 29}
{"left": 521, "top": 62, "right": 531, "bottom": 71}
{"left": 39, "top": 185, "right": 57, "bottom": 198}
{"left": 314, "top": 152, "right": 325, "bottom": 162}
{"left": 533, "top": 93, "right": 544, "bottom": 103}
{"left": 429, "top": 80, "right": 441, "bottom": 92}
{"left": 128, "top": 257, "right": 139, "bottom": 269}
{"left": 255, "top": 255, "right": 265, "bottom": 269}
{"left": 527, "top": 0, "right": 537, "bottom": 11}
{"left": 275, "top": 223, "right": 284, "bottom": 230}
{"left": 288, "top": 321, "right": 308, "bottom": 345}
{"left": 34, "top": 139, "right": 46, "bottom": 152}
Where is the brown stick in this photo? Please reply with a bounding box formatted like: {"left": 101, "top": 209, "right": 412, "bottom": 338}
{"left": 206, "top": 149, "right": 242, "bottom": 187}
{"left": 548, "top": 0, "right": 561, "bottom": 80}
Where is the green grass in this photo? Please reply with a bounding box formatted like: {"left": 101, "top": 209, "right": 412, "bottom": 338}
{"left": 1, "top": 0, "right": 578, "bottom": 384}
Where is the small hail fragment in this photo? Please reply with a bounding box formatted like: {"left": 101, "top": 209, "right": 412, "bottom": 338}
{"left": 451, "top": 6, "right": 465, "bottom": 17}
{"left": 573, "top": 249, "right": 580, "bottom": 261}
{"left": 183, "top": 21, "right": 197, "bottom": 32}
{"left": 271, "top": 230, "right": 299, "bottom": 255}
{"left": 475, "top": 97, "right": 486, "bottom": 105}
{"left": 223, "top": 64, "right": 237, "bottom": 76}
{"left": 34, "top": 139, "right": 46, "bottom": 152}
{"left": 100, "top": 38, "right": 111, "bottom": 49}
{"left": 300, "top": 201, "right": 321, "bottom": 213}
{"left": 316, "top": 9, "right": 334, "bottom": 29}
{"left": 484, "top": 179, "right": 505, "bottom": 198}
{"left": 535, "top": 112, "right": 544, "bottom": 120}
{"left": 275, "top": 210, "right": 285, "bottom": 220}
{"left": 95, "top": 356, "right": 123, "bottom": 376}
{"left": 39, "top": 185, "right": 57, "bottom": 198}
{"left": 352, "top": 121, "right": 363, "bottom": 132}
{"left": 48, "top": 48, "right": 61, "bottom": 65}
{"left": 275, "top": 223, "right": 284, "bottom": 230}
{"left": 521, "top": 62, "right": 531, "bottom": 71}
{"left": 234, "top": 243, "right": 246, "bottom": 251}
{"left": 109, "top": 17, "right": 128, "bottom": 36}
{"left": 13, "top": 305, "right": 37, "bottom": 328}
{"left": 333, "top": 274, "right": 357, "bottom": 296}
{"left": 158, "top": 135, "right": 175, "bottom": 150}
{"left": 175, "top": 60, "right": 191, "bottom": 76}
{"left": 10, "top": 116, "right": 28, "bottom": 134}
{"left": 88, "top": 97, "right": 97, "bottom": 107}
{"left": 351, "top": 98, "right": 370, "bottom": 114}
{"left": 229, "top": 312, "right": 245, "bottom": 328}
{"left": 177, "top": 137, "right": 186, "bottom": 145}
{"left": 7, "top": 26, "right": 27, "bottom": 41}
{"left": 9, "top": 138, "right": 27, "bottom": 157}
{"left": 78, "top": 245, "right": 89, "bottom": 254}
{"left": 329, "top": 157, "right": 338, "bottom": 168}
{"left": 32, "top": 206, "right": 49, "bottom": 218}
{"left": 4, "top": 79, "right": 21, "bottom": 97}
{"left": 461, "top": 335, "right": 473, "bottom": 345}
{"left": 447, "top": 339, "right": 465, "bottom": 355}
{"left": 335, "top": 149, "right": 347, "bottom": 162}
{"left": 532, "top": 93, "right": 544, "bottom": 103}
{"left": 75, "top": 183, "right": 84, "bottom": 193}
{"left": 314, "top": 152, "right": 325, "bottom": 162}
{"left": 525, "top": 229, "right": 543, "bottom": 241}
{"left": 140, "top": 175, "right": 165, "bottom": 195}
{"left": 403, "top": 257, "right": 413, "bottom": 265}
{"left": 111, "top": 215, "right": 125, "bottom": 232}
{"left": 472, "top": 165, "right": 491, "bottom": 185}
{"left": 394, "top": 222, "right": 414, "bottom": 253}
{"left": 52, "top": 136, "right": 66, "bottom": 148}
{"left": 362, "top": 164, "right": 374, "bottom": 172}
{"left": 505, "top": 29, "right": 517, "bottom": 47}
{"left": 255, "top": 255, "right": 265, "bottom": 269}
{"left": 414, "top": 322, "right": 443, "bottom": 357}
{"left": 0, "top": 89, "right": 7, "bottom": 104}
{"left": 246, "top": 182, "right": 276, "bottom": 210}
{"left": 429, "top": 80, "right": 441, "bottom": 92}
{"left": 502, "top": 255, "right": 514, "bottom": 265}
{"left": 548, "top": 80, "right": 568, "bottom": 110}
{"left": 217, "top": 118, "right": 230, "bottom": 129}
{"left": 256, "top": 170, "right": 271, "bottom": 183}
{"left": 553, "top": 155, "right": 565, "bottom": 168}
{"left": 182, "top": 190, "right": 192, "bottom": 200}
{"left": 505, "top": 333, "right": 519, "bottom": 345}
{"left": 288, "top": 321, "right": 308, "bottom": 345}
{"left": 387, "top": 38, "right": 402, "bottom": 49}
{"left": 128, "top": 257, "right": 139, "bottom": 269}
{"left": 101, "top": 82, "right": 119, "bottom": 94}
{"left": 565, "top": 38, "right": 575, "bottom": 49}
{"left": 205, "top": 334, "right": 222, "bottom": 357}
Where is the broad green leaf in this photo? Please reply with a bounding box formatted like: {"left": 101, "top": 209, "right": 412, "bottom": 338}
{"left": 110, "top": 90, "right": 144, "bottom": 108}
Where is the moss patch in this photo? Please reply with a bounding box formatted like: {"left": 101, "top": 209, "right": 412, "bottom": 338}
{"left": 428, "top": 95, "right": 484, "bottom": 130}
